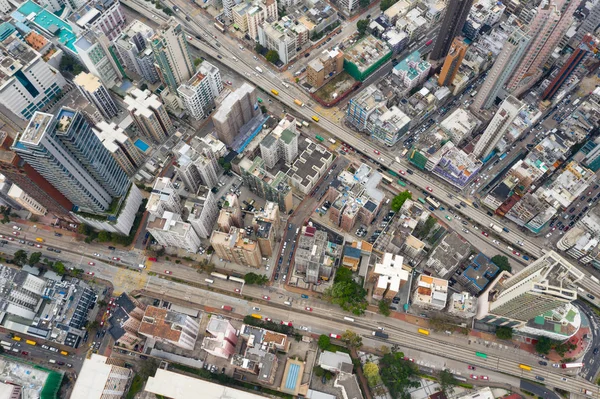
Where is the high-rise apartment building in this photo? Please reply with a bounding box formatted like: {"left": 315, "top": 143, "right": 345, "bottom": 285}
{"left": 472, "top": 28, "right": 530, "bottom": 110}
{"left": 74, "top": 30, "right": 122, "bottom": 88}
{"left": 147, "top": 177, "right": 182, "bottom": 217}
{"left": 69, "top": 0, "right": 126, "bottom": 41}
{"left": 124, "top": 88, "right": 174, "bottom": 143}
{"left": 13, "top": 109, "right": 130, "bottom": 214}
{"left": 233, "top": 0, "right": 278, "bottom": 41}
{"left": 430, "top": 0, "right": 474, "bottom": 61}
{"left": 173, "top": 137, "right": 220, "bottom": 192}
{"left": 114, "top": 21, "right": 159, "bottom": 84}
{"left": 217, "top": 193, "right": 244, "bottom": 232}
{"left": 438, "top": 38, "right": 468, "bottom": 86}
{"left": 151, "top": 18, "right": 195, "bottom": 93}
{"left": 210, "top": 227, "right": 262, "bottom": 268}
{"left": 0, "top": 0, "right": 11, "bottom": 14}
{"left": 541, "top": 34, "right": 598, "bottom": 101}
{"left": 570, "top": 1, "right": 600, "bottom": 47}
{"left": 0, "top": 33, "right": 66, "bottom": 124}
{"left": 177, "top": 61, "right": 223, "bottom": 120}
{"left": 212, "top": 83, "right": 261, "bottom": 146}
{"left": 147, "top": 211, "right": 201, "bottom": 252}
{"left": 259, "top": 115, "right": 298, "bottom": 168}
{"left": 306, "top": 49, "right": 344, "bottom": 88}
{"left": 183, "top": 189, "right": 219, "bottom": 239}
{"left": 473, "top": 96, "right": 524, "bottom": 159}
{"left": 479, "top": 251, "right": 583, "bottom": 327}
{"left": 92, "top": 121, "right": 144, "bottom": 177}
{"left": 506, "top": 0, "right": 578, "bottom": 94}
{"left": 0, "top": 132, "right": 74, "bottom": 219}
{"left": 73, "top": 72, "right": 119, "bottom": 119}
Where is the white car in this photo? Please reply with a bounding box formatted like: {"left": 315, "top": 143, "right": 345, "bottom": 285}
{"left": 492, "top": 240, "right": 500, "bottom": 245}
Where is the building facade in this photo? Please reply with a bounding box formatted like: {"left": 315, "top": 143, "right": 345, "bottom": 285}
{"left": 177, "top": 61, "right": 223, "bottom": 120}
{"left": 74, "top": 30, "right": 122, "bottom": 88}
{"left": 212, "top": 83, "right": 260, "bottom": 146}
{"left": 73, "top": 72, "right": 119, "bottom": 119}
{"left": 429, "top": 0, "right": 473, "bottom": 61}
{"left": 438, "top": 37, "right": 468, "bottom": 87}
{"left": 124, "top": 88, "right": 174, "bottom": 143}
{"left": 92, "top": 121, "right": 144, "bottom": 177}
{"left": 473, "top": 96, "right": 523, "bottom": 159}
{"left": 151, "top": 18, "right": 195, "bottom": 93}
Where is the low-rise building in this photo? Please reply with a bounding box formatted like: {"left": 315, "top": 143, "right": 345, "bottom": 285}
{"left": 426, "top": 232, "right": 471, "bottom": 278}
{"left": 344, "top": 35, "right": 392, "bottom": 81}
{"left": 412, "top": 275, "right": 448, "bottom": 310}
{"left": 7, "top": 185, "right": 46, "bottom": 215}
{"left": 210, "top": 227, "right": 263, "bottom": 268}
{"left": 138, "top": 306, "right": 200, "bottom": 350}
{"left": 217, "top": 193, "right": 244, "bottom": 232}
{"left": 440, "top": 108, "right": 480, "bottom": 144}
{"left": 392, "top": 50, "right": 430, "bottom": 89}
{"left": 71, "top": 354, "right": 133, "bottom": 399}
{"left": 108, "top": 293, "right": 146, "bottom": 348}
{"left": 318, "top": 351, "right": 353, "bottom": 374}
{"left": 447, "top": 292, "right": 478, "bottom": 318}
{"left": 202, "top": 318, "right": 238, "bottom": 359}
{"left": 456, "top": 253, "right": 500, "bottom": 295}
{"left": 372, "top": 253, "right": 409, "bottom": 300}
{"left": 238, "top": 156, "right": 294, "bottom": 211}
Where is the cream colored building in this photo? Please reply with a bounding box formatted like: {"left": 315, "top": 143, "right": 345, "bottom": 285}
{"left": 7, "top": 184, "right": 46, "bottom": 215}
{"left": 210, "top": 227, "right": 262, "bottom": 268}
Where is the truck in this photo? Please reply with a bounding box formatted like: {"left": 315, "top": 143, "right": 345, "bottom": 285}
{"left": 35, "top": 237, "right": 44, "bottom": 243}
{"left": 561, "top": 362, "right": 583, "bottom": 368}
{"left": 582, "top": 389, "right": 593, "bottom": 396}
{"left": 372, "top": 331, "right": 389, "bottom": 339}
{"left": 489, "top": 223, "right": 503, "bottom": 234}
{"left": 294, "top": 99, "right": 304, "bottom": 107}
{"left": 255, "top": 66, "right": 263, "bottom": 73}
{"left": 221, "top": 305, "right": 233, "bottom": 311}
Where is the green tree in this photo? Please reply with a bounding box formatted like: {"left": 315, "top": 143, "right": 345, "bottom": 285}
{"left": 140, "top": 83, "right": 148, "bottom": 91}
{"left": 491, "top": 255, "right": 512, "bottom": 273}
{"left": 378, "top": 299, "right": 391, "bottom": 316}
{"left": 380, "top": 0, "right": 398, "bottom": 10}
{"left": 260, "top": 105, "right": 268, "bottom": 114}
{"left": 359, "top": 0, "right": 370, "bottom": 8}
{"left": 535, "top": 336, "right": 553, "bottom": 355}
{"left": 313, "top": 365, "right": 325, "bottom": 377}
{"left": 98, "top": 231, "right": 112, "bottom": 242}
{"left": 28, "top": 252, "right": 42, "bottom": 265}
{"left": 357, "top": 19, "right": 369, "bottom": 37}
{"left": 341, "top": 329, "right": 363, "bottom": 349}
{"left": 390, "top": 190, "right": 412, "bottom": 212}
{"left": 13, "top": 249, "right": 28, "bottom": 266}
{"left": 379, "top": 352, "right": 419, "bottom": 399}
{"left": 53, "top": 261, "right": 66, "bottom": 275}
{"left": 0, "top": 206, "right": 10, "bottom": 223}
{"left": 265, "top": 50, "right": 280, "bottom": 64}
{"left": 78, "top": 223, "right": 92, "bottom": 236}
{"left": 318, "top": 334, "right": 331, "bottom": 350}
{"left": 325, "top": 268, "right": 368, "bottom": 315}
{"left": 438, "top": 370, "right": 457, "bottom": 396}
{"left": 244, "top": 272, "right": 269, "bottom": 285}
{"left": 363, "top": 362, "right": 381, "bottom": 387}
{"left": 59, "top": 54, "right": 85, "bottom": 76}
{"left": 495, "top": 326, "right": 513, "bottom": 340}
{"left": 194, "top": 58, "right": 202, "bottom": 67}
{"left": 254, "top": 43, "right": 264, "bottom": 53}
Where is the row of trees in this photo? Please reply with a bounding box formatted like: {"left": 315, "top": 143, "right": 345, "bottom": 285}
{"left": 12, "top": 249, "right": 75, "bottom": 276}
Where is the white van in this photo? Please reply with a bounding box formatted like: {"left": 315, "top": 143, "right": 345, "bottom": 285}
{"left": 12, "top": 226, "right": 21, "bottom": 231}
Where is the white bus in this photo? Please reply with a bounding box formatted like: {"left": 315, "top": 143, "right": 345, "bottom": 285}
{"left": 426, "top": 197, "right": 440, "bottom": 209}
{"left": 296, "top": 121, "right": 303, "bottom": 129}
{"left": 302, "top": 121, "right": 309, "bottom": 127}
{"left": 343, "top": 316, "right": 355, "bottom": 322}
{"left": 205, "top": 279, "right": 214, "bottom": 284}
{"left": 0, "top": 340, "right": 12, "bottom": 348}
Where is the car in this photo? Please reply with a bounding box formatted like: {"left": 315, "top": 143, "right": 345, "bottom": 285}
{"left": 86, "top": 271, "right": 94, "bottom": 276}
{"left": 21, "top": 351, "right": 29, "bottom": 355}
{"left": 12, "top": 231, "right": 19, "bottom": 235}
{"left": 252, "top": 306, "right": 260, "bottom": 311}
{"left": 305, "top": 307, "right": 313, "bottom": 311}
{"left": 480, "top": 375, "right": 489, "bottom": 380}
{"left": 468, "top": 365, "right": 476, "bottom": 370}
{"left": 35, "top": 243, "right": 41, "bottom": 247}
{"left": 263, "top": 296, "right": 270, "bottom": 300}
{"left": 426, "top": 186, "right": 433, "bottom": 192}
{"left": 552, "top": 363, "right": 560, "bottom": 368}
{"left": 226, "top": 80, "right": 232, "bottom": 85}
{"left": 94, "top": 253, "right": 101, "bottom": 257}
{"left": 55, "top": 233, "right": 63, "bottom": 237}
{"left": 234, "top": 288, "right": 240, "bottom": 293}
{"left": 399, "top": 170, "right": 406, "bottom": 175}
{"left": 587, "top": 294, "right": 595, "bottom": 300}
{"left": 481, "top": 231, "right": 490, "bottom": 237}
{"left": 594, "top": 348, "right": 599, "bottom": 355}
{"left": 112, "top": 257, "right": 120, "bottom": 261}
{"left": 535, "top": 376, "right": 545, "bottom": 381}
{"left": 373, "top": 150, "right": 380, "bottom": 155}
{"left": 164, "top": 270, "right": 172, "bottom": 275}
{"left": 492, "top": 240, "right": 499, "bottom": 245}
{"left": 88, "top": 262, "right": 95, "bottom": 266}
{"left": 445, "top": 215, "right": 452, "bottom": 221}
{"left": 538, "top": 361, "right": 548, "bottom": 366}
{"left": 265, "top": 317, "right": 272, "bottom": 322}
{"left": 281, "top": 321, "right": 293, "bottom": 326}
{"left": 470, "top": 374, "right": 478, "bottom": 379}
{"left": 523, "top": 255, "right": 530, "bottom": 261}
{"left": 512, "top": 251, "right": 520, "bottom": 256}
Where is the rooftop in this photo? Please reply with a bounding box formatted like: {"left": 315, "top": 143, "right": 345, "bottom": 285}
{"left": 19, "top": 112, "right": 54, "bottom": 145}
{"left": 139, "top": 305, "right": 190, "bottom": 342}
{"left": 73, "top": 72, "right": 104, "bottom": 93}
{"left": 71, "top": 354, "right": 132, "bottom": 399}
{"left": 213, "top": 82, "right": 255, "bottom": 123}
{"left": 92, "top": 121, "right": 130, "bottom": 154}
{"left": 344, "top": 34, "right": 392, "bottom": 72}
{"left": 462, "top": 253, "right": 500, "bottom": 291}
{"left": 18, "top": 0, "right": 78, "bottom": 52}
{"left": 124, "top": 88, "right": 164, "bottom": 119}
{"left": 414, "top": 275, "right": 448, "bottom": 308}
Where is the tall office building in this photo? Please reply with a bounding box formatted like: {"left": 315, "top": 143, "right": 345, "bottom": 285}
{"left": 124, "top": 88, "right": 174, "bottom": 143}
{"left": 438, "top": 38, "right": 468, "bottom": 86}
{"left": 506, "top": 0, "right": 579, "bottom": 93}
{"left": 479, "top": 251, "right": 583, "bottom": 326}
{"left": 74, "top": 30, "right": 123, "bottom": 88}
{"left": 429, "top": 0, "right": 474, "bottom": 61}
{"left": 177, "top": 61, "right": 223, "bottom": 120}
{"left": 472, "top": 28, "right": 530, "bottom": 110}
{"left": 173, "top": 137, "right": 219, "bottom": 191}
{"left": 0, "top": 132, "right": 74, "bottom": 219}
{"left": 212, "top": 83, "right": 261, "bottom": 146}
{"left": 151, "top": 18, "right": 195, "bottom": 93}
{"left": 541, "top": 34, "right": 599, "bottom": 101}
{"left": 0, "top": 33, "right": 66, "bottom": 125}
{"left": 13, "top": 109, "right": 130, "bottom": 214}
{"left": 473, "top": 96, "right": 523, "bottom": 159}
{"left": 73, "top": 72, "right": 119, "bottom": 119}
{"left": 114, "top": 21, "right": 159, "bottom": 84}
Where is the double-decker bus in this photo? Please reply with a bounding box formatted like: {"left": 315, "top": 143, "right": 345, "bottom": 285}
{"left": 426, "top": 197, "right": 440, "bottom": 209}
{"left": 381, "top": 175, "right": 393, "bottom": 185}
{"left": 315, "top": 135, "right": 324, "bottom": 142}
{"left": 397, "top": 180, "right": 407, "bottom": 187}
{"left": 417, "top": 197, "right": 426, "bottom": 205}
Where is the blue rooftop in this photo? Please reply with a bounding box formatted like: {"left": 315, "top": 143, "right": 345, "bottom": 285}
{"left": 17, "top": 0, "right": 78, "bottom": 53}
{"left": 344, "top": 246, "right": 362, "bottom": 259}
{"left": 463, "top": 253, "right": 499, "bottom": 290}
